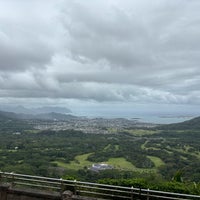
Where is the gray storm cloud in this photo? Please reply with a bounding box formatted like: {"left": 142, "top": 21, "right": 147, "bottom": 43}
{"left": 0, "top": 0, "right": 200, "bottom": 105}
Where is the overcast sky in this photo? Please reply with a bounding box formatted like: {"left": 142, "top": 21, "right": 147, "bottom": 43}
{"left": 0, "top": 0, "right": 200, "bottom": 117}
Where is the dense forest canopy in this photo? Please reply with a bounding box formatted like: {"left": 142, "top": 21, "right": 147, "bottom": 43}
{"left": 0, "top": 113, "right": 200, "bottom": 194}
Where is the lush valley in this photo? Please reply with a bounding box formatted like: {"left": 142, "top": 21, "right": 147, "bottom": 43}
{"left": 0, "top": 111, "right": 200, "bottom": 194}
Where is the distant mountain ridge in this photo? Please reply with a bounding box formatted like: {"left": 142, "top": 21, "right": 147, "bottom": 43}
{"left": 34, "top": 112, "right": 78, "bottom": 120}
{"left": 0, "top": 110, "right": 19, "bottom": 120}
{"left": 0, "top": 110, "right": 77, "bottom": 121}
{"left": 0, "top": 105, "right": 71, "bottom": 115}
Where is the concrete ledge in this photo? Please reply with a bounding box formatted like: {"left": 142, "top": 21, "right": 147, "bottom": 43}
{"left": 0, "top": 185, "right": 106, "bottom": 200}
{"left": 8, "top": 188, "right": 61, "bottom": 200}
{"left": 0, "top": 185, "right": 61, "bottom": 200}
{"left": 0, "top": 185, "right": 9, "bottom": 200}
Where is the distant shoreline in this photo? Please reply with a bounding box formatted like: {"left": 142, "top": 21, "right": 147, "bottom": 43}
{"left": 159, "top": 115, "right": 194, "bottom": 119}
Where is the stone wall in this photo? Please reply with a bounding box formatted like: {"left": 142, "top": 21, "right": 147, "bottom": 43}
{"left": 0, "top": 185, "right": 61, "bottom": 200}
{"left": 0, "top": 185, "right": 104, "bottom": 200}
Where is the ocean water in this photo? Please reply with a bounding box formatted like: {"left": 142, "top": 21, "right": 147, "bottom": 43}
{"left": 73, "top": 110, "right": 195, "bottom": 124}
{"left": 135, "top": 115, "right": 195, "bottom": 124}
{"left": 70, "top": 102, "right": 200, "bottom": 124}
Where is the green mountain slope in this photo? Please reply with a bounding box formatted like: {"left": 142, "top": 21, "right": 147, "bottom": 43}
{"left": 158, "top": 116, "right": 200, "bottom": 130}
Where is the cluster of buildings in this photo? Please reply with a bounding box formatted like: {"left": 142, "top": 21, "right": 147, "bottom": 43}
{"left": 32, "top": 117, "right": 155, "bottom": 134}
{"left": 89, "top": 163, "right": 113, "bottom": 172}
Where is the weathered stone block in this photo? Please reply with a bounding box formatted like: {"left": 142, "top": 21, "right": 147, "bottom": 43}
{"left": 62, "top": 190, "right": 73, "bottom": 200}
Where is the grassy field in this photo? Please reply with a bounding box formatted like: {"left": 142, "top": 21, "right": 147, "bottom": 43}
{"left": 141, "top": 140, "right": 161, "bottom": 151}
{"left": 54, "top": 155, "right": 137, "bottom": 171}
{"left": 171, "top": 147, "right": 200, "bottom": 159}
{"left": 108, "top": 128, "right": 160, "bottom": 136}
{"left": 123, "top": 129, "right": 160, "bottom": 136}
{"left": 53, "top": 153, "right": 163, "bottom": 174}
{"left": 103, "top": 144, "right": 119, "bottom": 152}
{"left": 53, "top": 153, "right": 93, "bottom": 170}
{"left": 24, "top": 130, "right": 40, "bottom": 134}
{"left": 147, "top": 156, "right": 165, "bottom": 168}
{"left": 105, "top": 156, "right": 164, "bottom": 173}
{"left": 105, "top": 157, "right": 158, "bottom": 173}
{"left": 141, "top": 141, "right": 148, "bottom": 149}
{"left": 106, "top": 157, "right": 136, "bottom": 170}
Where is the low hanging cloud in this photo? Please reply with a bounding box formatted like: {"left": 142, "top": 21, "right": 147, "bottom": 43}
{"left": 0, "top": 0, "right": 200, "bottom": 105}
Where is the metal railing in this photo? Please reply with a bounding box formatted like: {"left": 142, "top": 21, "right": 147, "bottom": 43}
{"left": 0, "top": 172, "right": 200, "bottom": 200}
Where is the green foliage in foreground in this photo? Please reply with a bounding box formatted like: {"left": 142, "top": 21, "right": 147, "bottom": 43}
{"left": 98, "top": 178, "right": 200, "bottom": 195}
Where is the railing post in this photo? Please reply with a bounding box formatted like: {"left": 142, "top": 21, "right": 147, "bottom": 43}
{"left": 60, "top": 178, "right": 64, "bottom": 195}
{"left": 139, "top": 186, "right": 141, "bottom": 199}
{"left": 74, "top": 180, "right": 77, "bottom": 195}
{"left": 131, "top": 186, "right": 134, "bottom": 200}
{"left": 10, "top": 172, "right": 15, "bottom": 188}
{"left": 147, "top": 188, "right": 149, "bottom": 200}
